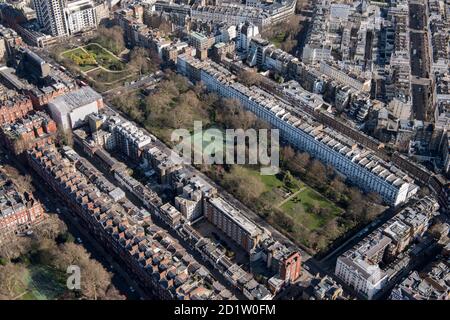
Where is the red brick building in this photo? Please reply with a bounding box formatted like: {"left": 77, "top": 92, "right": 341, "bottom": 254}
{"left": 0, "top": 173, "right": 45, "bottom": 242}
{"left": 0, "top": 94, "right": 33, "bottom": 125}
{"left": 280, "top": 251, "right": 302, "bottom": 283}
{"left": 0, "top": 111, "right": 57, "bottom": 155}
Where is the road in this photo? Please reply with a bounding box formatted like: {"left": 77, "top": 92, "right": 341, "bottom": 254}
{"left": 103, "top": 71, "right": 163, "bottom": 97}
{"left": 409, "top": 0, "right": 432, "bottom": 121}
{"left": 100, "top": 103, "right": 321, "bottom": 294}
{"left": 319, "top": 205, "right": 401, "bottom": 271}
{"left": 72, "top": 144, "right": 247, "bottom": 299}
{"left": 0, "top": 147, "right": 144, "bottom": 300}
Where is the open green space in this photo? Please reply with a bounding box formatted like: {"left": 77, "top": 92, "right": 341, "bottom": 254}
{"left": 62, "top": 44, "right": 125, "bottom": 72}
{"left": 247, "top": 167, "right": 286, "bottom": 191}
{"left": 58, "top": 44, "right": 139, "bottom": 92}
{"left": 21, "top": 265, "right": 67, "bottom": 300}
{"left": 281, "top": 188, "right": 343, "bottom": 231}
{"left": 270, "top": 32, "right": 287, "bottom": 48}
{"left": 84, "top": 43, "right": 125, "bottom": 71}
{"left": 86, "top": 68, "right": 133, "bottom": 84}
{"left": 62, "top": 48, "right": 97, "bottom": 72}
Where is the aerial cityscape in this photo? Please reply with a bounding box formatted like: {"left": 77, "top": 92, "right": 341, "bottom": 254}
{"left": 0, "top": 0, "right": 448, "bottom": 304}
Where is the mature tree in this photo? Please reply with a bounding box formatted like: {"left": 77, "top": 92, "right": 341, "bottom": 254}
{"left": 283, "top": 170, "right": 300, "bottom": 191}
{"left": 366, "top": 192, "right": 382, "bottom": 205}
{"left": 281, "top": 146, "right": 295, "bottom": 165}
{"left": 280, "top": 38, "right": 297, "bottom": 54}
{"left": 307, "top": 159, "right": 327, "bottom": 183}
{"left": 164, "top": 71, "right": 190, "bottom": 93}
{"left": 145, "top": 14, "right": 172, "bottom": 34}
{"left": 271, "top": 209, "right": 294, "bottom": 233}
{"left": 0, "top": 236, "right": 32, "bottom": 261}
{"left": 56, "top": 127, "right": 73, "bottom": 147}
{"left": 237, "top": 69, "right": 262, "bottom": 87}
{"left": 324, "top": 218, "right": 340, "bottom": 239}
{"left": 34, "top": 214, "right": 67, "bottom": 240}
{"left": 428, "top": 222, "right": 448, "bottom": 241}
{"left": 104, "top": 285, "right": 126, "bottom": 300}
{"left": 0, "top": 263, "right": 28, "bottom": 300}
{"left": 222, "top": 166, "right": 265, "bottom": 203}
{"left": 313, "top": 233, "right": 328, "bottom": 251}
{"left": 130, "top": 47, "right": 158, "bottom": 75}
{"left": 330, "top": 176, "right": 346, "bottom": 195}
{"left": 216, "top": 98, "right": 257, "bottom": 130}
{"left": 346, "top": 188, "right": 365, "bottom": 222}
{"left": 295, "top": 152, "right": 311, "bottom": 169}
{"left": 50, "top": 243, "right": 118, "bottom": 300}
{"left": 95, "top": 26, "right": 125, "bottom": 55}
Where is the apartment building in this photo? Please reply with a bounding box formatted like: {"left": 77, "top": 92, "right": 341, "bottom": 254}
{"left": 319, "top": 62, "right": 372, "bottom": 93}
{"left": 177, "top": 55, "right": 418, "bottom": 206}
{"left": 74, "top": 111, "right": 301, "bottom": 299}
{"left": 33, "top": 0, "right": 99, "bottom": 36}
{"left": 0, "top": 172, "right": 45, "bottom": 242}
{"left": 0, "top": 84, "right": 34, "bottom": 125}
{"left": 64, "top": 0, "right": 97, "bottom": 34}
{"left": 109, "top": 118, "right": 152, "bottom": 161}
{"left": 0, "top": 59, "right": 77, "bottom": 109}
{"left": 335, "top": 197, "right": 440, "bottom": 299}
{"left": 0, "top": 111, "right": 57, "bottom": 155}
{"left": 390, "top": 259, "right": 450, "bottom": 300}
{"left": 189, "top": 31, "right": 214, "bottom": 60}
{"left": 143, "top": 146, "right": 182, "bottom": 184}
{"left": 190, "top": 4, "right": 270, "bottom": 29}
{"left": 203, "top": 196, "right": 266, "bottom": 253}
{"left": 26, "top": 143, "right": 233, "bottom": 300}
{"left": 0, "top": 25, "right": 22, "bottom": 62}
{"left": 33, "top": 0, "right": 69, "bottom": 37}
{"left": 170, "top": 168, "right": 217, "bottom": 223}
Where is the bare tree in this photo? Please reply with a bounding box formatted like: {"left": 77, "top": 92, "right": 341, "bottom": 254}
{"left": 50, "top": 243, "right": 115, "bottom": 300}
{"left": 237, "top": 69, "right": 262, "bottom": 87}
{"left": 34, "top": 214, "right": 67, "bottom": 240}
{"left": 0, "top": 263, "right": 28, "bottom": 299}
{"left": 330, "top": 177, "right": 346, "bottom": 195}
{"left": 307, "top": 159, "right": 327, "bottom": 182}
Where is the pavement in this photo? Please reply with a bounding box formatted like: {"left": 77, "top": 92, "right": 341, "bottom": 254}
{"left": 0, "top": 147, "right": 144, "bottom": 300}
{"left": 100, "top": 103, "right": 321, "bottom": 296}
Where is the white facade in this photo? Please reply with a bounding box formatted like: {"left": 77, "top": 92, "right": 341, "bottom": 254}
{"left": 33, "top": 0, "right": 99, "bottom": 36}
{"left": 302, "top": 43, "right": 332, "bottom": 65}
{"left": 335, "top": 196, "right": 439, "bottom": 299}
{"left": 48, "top": 86, "right": 102, "bottom": 130}
{"left": 236, "top": 22, "right": 259, "bottom": 53}
{"left": 177, "top": 55, "right": 418, "bottom": 206}
{"left": 111, "top": 121, "right": 151, "bottom": 160}
{"left": 175, "top": 196, "right": 202, "bottom": 222}
{"left": 335, "top": 256, "right": 387, "bottom": 299}
{"left": 33, "top": 0, "right": 69, "bottom": 37}
{"left": 65, "top": 0, "right": 97, "bottom": 34}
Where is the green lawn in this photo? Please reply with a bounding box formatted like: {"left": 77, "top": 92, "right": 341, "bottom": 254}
{"left": 62, "top": 48, "right": 97, "bottom": 72}
{"left": 84, "top": 43, "right": 125, "bottom": 71}
{"left": 85, "top": 68, "right": 134, "bottom": 84}
{"left": 281, "top": 187, "right": 343, "bottom": 231}
{"left": 244, "top": 166, "right": 304, "bottom": 205}
{"left": 20, "top": 265, "right": 67, "bottom": 300}
{"left": 247, "top": 167, "right": 285, "bottom": 190}
{"left": 270, "top": 32, "right": 287, "bottom": 48}
{"left": 61, "top": 44, "right": 126, "bottom": 73}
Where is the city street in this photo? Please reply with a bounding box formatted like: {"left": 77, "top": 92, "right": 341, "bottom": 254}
{"left": 0, "top": 147, "right": 143, "bottom": 300}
